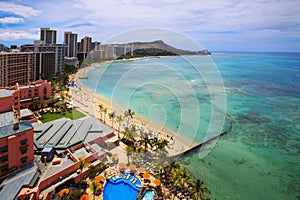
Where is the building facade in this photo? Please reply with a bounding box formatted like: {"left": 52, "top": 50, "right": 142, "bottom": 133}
{"left": 0, "top": 80, "right": 51, "bottom": 115}
{"left": 0, "top": 120, "right": 34, "bottom": 179}
{"left": 0, "top": 52, "right": 33, "bottom": 87}
{"left": 21, "top": 42, "right": 66, "bottom": 79}
{"left": 40, "top": 28, "right": 57, "bottom": 44}
{"left": 80, "top": 36, "right": 92, "bottom": 53}
{"left": 64, "top": 32, "right": 78, "bottom": 58}
{"left": 0, "top": 44, "right": 4, "bottom": 52}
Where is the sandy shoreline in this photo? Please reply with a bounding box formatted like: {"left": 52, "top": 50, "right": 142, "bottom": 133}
{"left": 70, "top": 59, "right": 199, "bottom": 157}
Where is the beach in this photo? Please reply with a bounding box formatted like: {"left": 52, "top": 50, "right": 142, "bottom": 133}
{"left": 70, "top": 60, "right": 199, "bottom": 158}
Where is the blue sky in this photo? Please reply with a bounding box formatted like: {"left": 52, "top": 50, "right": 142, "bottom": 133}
{"left": 0, "top": 0, "right": 300, "bottom": 52}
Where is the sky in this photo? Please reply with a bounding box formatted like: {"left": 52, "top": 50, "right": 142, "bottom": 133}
{"left": 0, "top": 0, "right": 300, "bottom": 52}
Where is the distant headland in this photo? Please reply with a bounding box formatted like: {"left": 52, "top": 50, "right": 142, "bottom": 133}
{"left": 85, "top": 40, "right": 211, "bottom": 63}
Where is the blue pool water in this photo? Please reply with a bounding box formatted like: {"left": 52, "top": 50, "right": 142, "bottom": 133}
{"left": 103, "top": 174, "right": 142, "bottom": 200}
{"left": 142, "top": 190, "right": 156, "bottom": 200}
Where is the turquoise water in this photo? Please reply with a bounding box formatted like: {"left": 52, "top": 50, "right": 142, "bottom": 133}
{"left": 103, "top": 174, "right": 142, "bottom": 200}
{"left": 142, "top": 190, "right": 156, "bottom": 200}
{"left": 81, "top": 52, "right": 300, "bottom": 200}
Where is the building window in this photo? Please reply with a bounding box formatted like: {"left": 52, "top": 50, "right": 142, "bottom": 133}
{"left": 20, "top": 139, "right": 28, "bottom": 145}
{"left": 14, "top": 96, "right": 18, "bottom": 100}
{"left": 0, "top": 165, "right": 8, "bottom": 172}
{"left": 20, "top": 156, "right": 28, "bottom": 163}
{"left": 0, "top": 155, "right": 8, "bottom": 162}
{"left": 14, "top": 102, "right": 18, "bottom": 106}
{"left": 20, "top": 148, "right": 28, "bottom": 154}
{"left": 0, "top": 146, "right": 8, "bottom": 154}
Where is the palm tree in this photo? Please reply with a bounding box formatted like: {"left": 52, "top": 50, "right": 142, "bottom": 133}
{"left": 78, "top": 158, "right": 89, "bottom": 188}
{"left": 98, "top": 104, "right": 104, "bottom": 120}
{"left": 89, "top": 180, "right": 99, "bottom": 200}
{"left": 139, "top": 130, "right": 150, "bottom": 152}
{"left": 180, "top": 167, "right": 193, "bottom": 186}
{"left": 157, "top": 138, "right": 169, "bottom": 150}
{"left": 115, "top": 115, "right": 123, "bottom": 139}
{"left": 49, "top": 92, "right": 55, "bottom": 107}
{"left": 125, "top": 145, "right": 134, "bottom": 165}
{"left": 30, "top": 96, "right": 37, "bottom": 110}
{"left": 124, "top": 124, "right": 138, "bottom": 143}
{"left": 124, "top": 108, "right": 135, "bottom": 126}
{"left": 88, "top": 163, "right": 109, "bottom": 180}
{"left": 102, "top": 108, "right": 107, "bottom": 123}
{"left": 108, "top": 111, "right": 116, "bottom": 128}
{"left": 190, "top": 179, "right": 210, "bottom": 200}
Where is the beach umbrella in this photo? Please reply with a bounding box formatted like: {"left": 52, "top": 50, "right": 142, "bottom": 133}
{"left": 80, "top": 194, "right": 89, "bottom": 200}
{"left": 112, "top": 153, "right": 118, "bottom": 160}
{"left": 95, "top": 175, "right": 103, "bottom": 182}
{"left": 97, "top": 183, "right": 103, "bottom": 190}
{"left": 58, "top": 188, "right": 70, "bottom": 197}
{"left": 119, "top": 162, "right": 126, "bottom": 168}
{"left": 129, "top": 164, "right": 136, "bottom": 174}
{"left": 138, "top": 167, "right": 145, "bottom": 173}
{"left": 143, "top": 172, "right": 150, "bottom": 179}
{"left": 129, "top": 164, "right": 136, "bottom": 170}
{"left": 153, "top": 179, "right": 161, "bottom": 186}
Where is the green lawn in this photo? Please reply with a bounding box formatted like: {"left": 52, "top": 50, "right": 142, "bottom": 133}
{"left": 39, "top": 109, "right": 86, "bottom": 123}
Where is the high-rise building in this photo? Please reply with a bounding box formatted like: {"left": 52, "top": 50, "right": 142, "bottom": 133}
{"left": 64, "top": 32, "right": 78, "bottom": 58}
{"left": 21, "top": 42, "right": 66, "bottom": 80}
{"left": 91, "top": 41, "right": 101, "bottom": 51}
{"left": 0, "top": 44, "right": 5, "bottom": 52}
{"left": 80, "top": 36, "right": 92, "bottom": 53}
{"left": 40, "top": 28, "right": 57, "bottom": 44}
{"left": 31, "top": 52, "right": 55, "bottom": 80}
{"left": 0, "top": 52, "right": 32, "bottom": 87}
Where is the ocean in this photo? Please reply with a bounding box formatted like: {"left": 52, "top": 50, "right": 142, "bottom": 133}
{"left": 80, "top": 52, "right": 300, "bottom": 200}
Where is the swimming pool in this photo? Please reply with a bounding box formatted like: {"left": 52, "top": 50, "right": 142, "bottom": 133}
{"left": 142, "top": 190, "right": 156, "bottom": 200}
{"left": 103, "top": 174, "right": 142, "bottom": 200}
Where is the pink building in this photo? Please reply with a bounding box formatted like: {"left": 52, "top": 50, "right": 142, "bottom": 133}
{"left": 0, "top": 119, "right": 34, "bottom": 179}
{"left": 0, "top": 80, "right": 51, "bottom": 116}
{"left": 0, "top": 52, "right": 32, "bottom": 87}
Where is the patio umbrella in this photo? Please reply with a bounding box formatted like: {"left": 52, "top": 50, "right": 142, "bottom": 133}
{"left": 129, "top": 164, "right": 136, "bottom": 170}
{"left": 80, "top": 194, "right": 89, "bottom": 200}
{"left": 112, "top": 153, "right": 118, "bottom": 160}
{"left": 143, "top": 172, "right": 150, "bottom": 179}
{"left": 97, "top": 183, "right": 103, "bottom": 190}
{"left": 95, "top": 175, "right": 103, "bottom": 182}
{"left": 119, "top": 162, "right": 126, "bottom": 168}
{"left": 58, "top": 189, "right": 69, "bottom": 197}
{"left": 138, "top": 167, "right": 145, "bottom": 173}
{"left": 153, "top": 179, "right": 161, "bottom": 186}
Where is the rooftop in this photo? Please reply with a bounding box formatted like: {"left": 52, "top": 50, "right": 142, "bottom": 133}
{"left": 20, "top": 108, "right": 34, "bottom": 118}
{"left": 0, "top": 89, "right": 15, "bottom": 97}
{"left": 0, "top": 112, "right": 17, "bottom": 127}
{"left": 33, "top": 116, "right": 114, "bottom": 150}
{"left": 19, "top": 84, "right": 42, "bottom": 89}
{"left": 0, "top": 163, "right": 38, "bottom": 200}
{"left": 0, "top": 120, "right": 33, "bottom": 139}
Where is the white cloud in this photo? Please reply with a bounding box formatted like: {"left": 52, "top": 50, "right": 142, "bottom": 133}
{"left": 0, "top": 2, "right": 41, "bottom": 18}
{"left": 0, "top": 17, "right": 24, "bottom": 24}
{"left": 0, "top": 31, "right": 39, "bottom": 41}
{"left": 72, "top": 0, "right": 300, "bottom": 33}
{"left": 0, "top": 0, "right": 299, "bottom": 51}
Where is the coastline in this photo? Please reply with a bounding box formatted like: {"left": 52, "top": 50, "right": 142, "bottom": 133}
{"left": 71, "top": 59, "right": 199, "bottom": 157}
